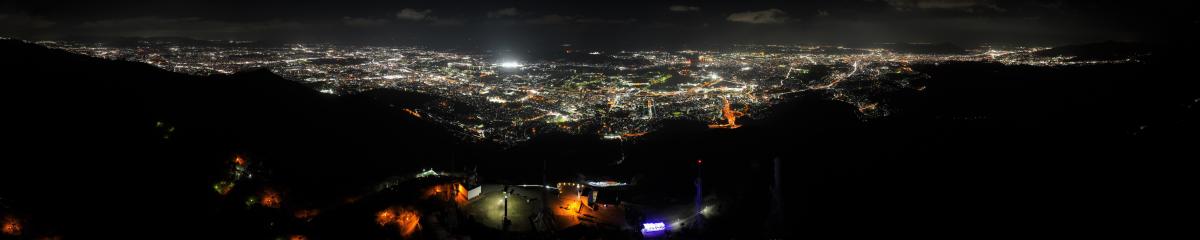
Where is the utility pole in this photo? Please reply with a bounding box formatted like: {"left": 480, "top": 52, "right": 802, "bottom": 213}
{"left": 538, "top": 157, "right": 556, "bottom": 233}
{"left": 694, "top": 159, "right": 704, "bottom": 231}
{"left": 768, "top": 157, "right": 785, "bottom": 237}
{"left": 503, "top": 185, "right": 511, "bottom": 232}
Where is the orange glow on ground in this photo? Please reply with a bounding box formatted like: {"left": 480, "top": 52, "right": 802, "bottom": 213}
{"left": 376, "top": 210, "right": 395, "bottom": 226}
{"left": 402, "top": 108, "right": 421, "bottom": 118}
{"left": 261, "top": 189, "right": 281, "bottom": 208}
{"left": 233, "top": 155, "right": 246, "bottom": 166}
{"left": 294, "top": 209, "right": 320, "bottom": 220}
{"left": 423, "top": 185, "right": 443, "bottom": 199}
{"left": 708, "top": 97, "right": 746, "bottom": 129}
{"left": 621, "top": 132, "right": 647, "bottom": 137}
{"left": 377, "top": 207, "right": 421, "bottom": 237}
{"left": 395, "top": 211, "right": 419, "bottom": 237}
{"left": 2, "top": 216, "right": 20, "bottom": 236}
{"left": 453, "top": 183, "right": 468, "bottom": 206}
{"left": 423, "top": 183, "right": 469, "bottom": 206}
{"left": 545, "top": 183, "right": 630, "bottom": 230}
{"left": 551, "top": 184, "right": 589, "bottom": 226}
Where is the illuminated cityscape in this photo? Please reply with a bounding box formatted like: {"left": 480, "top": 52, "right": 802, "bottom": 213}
{"left": 2, "top": 0, "right": 1195, "bottom": 239}
{"left": 39, "top": 40, "right": 1131, "bottom": 143}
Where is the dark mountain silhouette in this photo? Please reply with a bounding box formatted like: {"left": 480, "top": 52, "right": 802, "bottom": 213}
{"left": 0, "top": 39, "right": 473, "bottom": 237}
{"left": 1, "top": 38, "right": 1196, "bottom": 238}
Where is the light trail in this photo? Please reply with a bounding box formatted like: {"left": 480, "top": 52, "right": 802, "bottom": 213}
{"left": 707, "top": 97, "right": 746, "bottom": 129}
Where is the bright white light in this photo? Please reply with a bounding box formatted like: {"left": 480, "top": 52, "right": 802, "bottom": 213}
{"left": 642, "top": 222, "right": 666, "bottom": 232}
{"left": 487, "top": 97, "right": 509, "bottom": 103}
{"left": 545, "top": 112, "right": 574, "bottom": 123}
{"left": 587, "top": 181, "right": 628, "bottom": 187}
{"left": 499, "top": 61, "right": 523, "bottom": 68}
{"left": 415, "top": 169, "right": 439, "bottom": 178}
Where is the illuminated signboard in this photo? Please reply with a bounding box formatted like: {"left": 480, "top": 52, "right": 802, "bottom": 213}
{"left": 642, "top": 222, "right": 666, "bottom": 234}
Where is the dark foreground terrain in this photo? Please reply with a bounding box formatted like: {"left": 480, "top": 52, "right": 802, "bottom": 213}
{"left": 1, "top": 39, "right": 1196, "bottom": 239}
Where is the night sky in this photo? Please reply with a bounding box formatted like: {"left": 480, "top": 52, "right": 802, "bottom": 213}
{"left": 2, "top": 0, "right": 1197, "bottom": 48}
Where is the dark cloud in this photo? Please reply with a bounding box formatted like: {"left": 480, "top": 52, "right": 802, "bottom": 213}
{"left": 431, "top": 18, "right": 466, "bottom": 26}
{"left": 487, "top": 8, "right": 519, "bottom": 18}
{"left": 0, "top": 0, "right": 1192, "bottom": 46}
{"left": 75, "top": 17, "right": 307, "bottom": 39}
{"left": 393, "top": 8, "right": 464, "bottom": 26}
{"left": 525, "top": 14, "right": 573, "bottom": 25}
{"left": 0, "top": 13, "right": 56, "bottom": 29}
{"left": 668, "top": 5, "right": 700, "bottom": 12}
{"left": 882, "top": 0, "right": 1007, "bottom": 14}
{"left": 522, "top": 14, "right": 636, "bottom": 25}
{"left": 342, "top": 17, "right": 389, "bottom": 27}
{"left": 577, "top": 17, "right": 637, "bottom": 24}
{"left": 884, "top": 0, "right": 999, "bottom": 10}
{"left": 727, "top": 9, "right": 789, "bottom": 24}
{"left": 396, "top": 8, "right": 433, "bottom": 21}
{"left": 0, "top": 12, "right": 56, "bottom": 38}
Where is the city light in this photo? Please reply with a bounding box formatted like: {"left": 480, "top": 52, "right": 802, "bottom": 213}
{"left": 0, "top": 2, "right": 1174, "bottom": 239}
{"left": 499, "top": 61, "right": 523, "bottom": 68}
{"left": 586, "top": 181, "right": 628, "bottom": 187}
{"left": 33, "top": 40, "right": 1118, "bottom": 145}
{"left": 708, "top": 97, "right": 746, "bottom": 129}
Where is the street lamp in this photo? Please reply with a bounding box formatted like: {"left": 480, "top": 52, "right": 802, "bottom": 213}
{"left": 502, "top": 187, "right": 511, "bottom": 232}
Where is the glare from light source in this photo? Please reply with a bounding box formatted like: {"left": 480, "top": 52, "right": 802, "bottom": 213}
{"left": 2, "top": 216, "right": 20, "bottom": 236}
{"left": 586, "top": 181, "right": 628, "bottom": 187}
{"left": 377, "top": 207, "right": 421, "bottom": 237}
{"left": 499, "top": 61, "right": 523, "bottom": 68}
{"left": 642, "top": 222, "right": 666, "bottom": 232}
{"left": 642, "top": 221, "right": 668, "bottom": 237}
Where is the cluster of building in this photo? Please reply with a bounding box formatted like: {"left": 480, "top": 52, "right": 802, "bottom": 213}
{"left": 37, "top": 40, "right": 1127, "bottom": 144}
